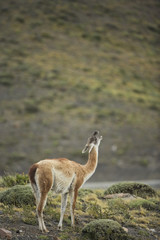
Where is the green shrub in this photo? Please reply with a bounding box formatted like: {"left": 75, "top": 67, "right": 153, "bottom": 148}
{"left": 82, "top": 219, "right": 134, "bottom": 240}
{"left": 0, "top": 185, "right": 34, "bottom": 207}
{"left": 22, "top": 205, "right": 37, "bottom": 225}
{"left": 107, "top": 199, "right": 130, "bottom": 218}
{"left": 87, "top": 202, "right": 103, "bottom": 219}
{"left": 0, "top": 74, "right": 13, "bottom": 86}
{"left": 104, "top": 182, "right": 157, "bottom": 199}
{"left": 128, "top": 199, "right": 160, "bottom": 211}
{"left": 78, "top": 189, "right": 93, "bottom": 198}
{"left": 1, "top": 173, "right": 29, "bottom": 187}
{"left": 8, "top": 152, "right": 26, "bottom": 162}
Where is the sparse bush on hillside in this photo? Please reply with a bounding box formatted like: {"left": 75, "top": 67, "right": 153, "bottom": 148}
{"left": 104, "top": 182, "right": 157, "bottom": 198}
{"left": 24, "top": 100, "right": 40, "bottom": 113}
{"left": 8, "top": 152, "right": 26, "bottom": 162}
{"left": 0, "top": 73, "right": 13, "bottom": 86}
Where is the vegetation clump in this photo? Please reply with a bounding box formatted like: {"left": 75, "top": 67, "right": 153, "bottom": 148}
{"left": 128, "top": 198, "right": 160, "bottom": 211}
{"left": 78, "top": 189, "right": 93, "bottom": 197}
{"left": 0, "top": 185, "right": 34, "bottom": 207}
{"left": 104, "top": 182, "right": 157, "bottom": 198}
{"left": 82, "top": 219, "right": 134, "bottom": 240}
{"left": 0, "top": 173, "right": 29, "bottom": 187}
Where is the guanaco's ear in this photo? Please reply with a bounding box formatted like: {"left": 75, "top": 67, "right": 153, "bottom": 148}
{"left": 100, "top": 136, "right": 103, "bottom": 141}
{"left": 82, "top": 145, "right": 89, "bottom": 153}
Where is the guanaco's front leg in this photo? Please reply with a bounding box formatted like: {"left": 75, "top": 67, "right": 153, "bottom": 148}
{"left": 70, "top": 189, "right": 78, "bottom": 227}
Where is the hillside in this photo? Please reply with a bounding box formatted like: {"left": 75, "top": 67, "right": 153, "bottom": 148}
{"left": 0, "top": 0, "right": 159, "bottom": 180}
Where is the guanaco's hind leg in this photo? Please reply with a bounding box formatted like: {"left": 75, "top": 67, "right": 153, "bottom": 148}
{"left": 35, "top": 169, "right": 53, "bottom": 233}
{"left": 37, "top": 191, "right": 49, "bottom": 232}
{"left": 30, "top": 182, "right": 46, "bottom": 232}
{"left": 31, "top": 183, "right": 39, "bottom": 206}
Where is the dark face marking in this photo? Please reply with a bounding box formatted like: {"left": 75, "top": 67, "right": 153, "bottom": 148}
{"left": 89, "top": 130, "right": 100, "bottom": 144}
{"left": 82, "top": 130, "right": 102, "bottom": 153}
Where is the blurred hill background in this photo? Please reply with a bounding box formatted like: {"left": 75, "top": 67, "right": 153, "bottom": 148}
{"left": 0, "top": 0, "right": 159, "bottom": 181}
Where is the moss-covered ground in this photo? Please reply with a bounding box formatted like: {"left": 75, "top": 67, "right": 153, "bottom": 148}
{"left": 0, "top": 175, "right": 159, "bottom": 239}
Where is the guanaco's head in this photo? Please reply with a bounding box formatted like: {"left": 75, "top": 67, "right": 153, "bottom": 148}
{"left": 82, "top": 130, "right": 103, "bottom": 153}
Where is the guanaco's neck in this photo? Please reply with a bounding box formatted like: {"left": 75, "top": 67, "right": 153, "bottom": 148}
{"left": 82, "top": 146, "right": 99, "bottom": 178}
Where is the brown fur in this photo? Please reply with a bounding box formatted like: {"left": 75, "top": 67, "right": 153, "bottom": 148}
{"left": 37, "top": 165, "right": 53, "bottom": 193}
{"left": 28, "top": 163, "right": 38, "bottom": 185}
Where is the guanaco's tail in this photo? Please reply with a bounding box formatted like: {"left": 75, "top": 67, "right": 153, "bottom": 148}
{"left": 29, "top": 163, "right": 38, "bottom": 185}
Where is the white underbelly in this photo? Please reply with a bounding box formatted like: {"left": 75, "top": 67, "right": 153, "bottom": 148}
{"left": 52, "top": 170, "right": 75, "bottom": 194}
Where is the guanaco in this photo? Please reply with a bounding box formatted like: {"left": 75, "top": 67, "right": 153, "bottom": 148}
{"left": 29, "top": 130, "right": 102, "bottom": 232}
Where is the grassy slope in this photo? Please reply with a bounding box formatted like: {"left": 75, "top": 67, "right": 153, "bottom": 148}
{"left": 0, "top": 0, "right": 159, "bottom": 180}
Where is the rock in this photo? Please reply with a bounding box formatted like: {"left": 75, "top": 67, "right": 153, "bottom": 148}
{"left": 48, "top": 235, "right": 61, "bottom": 240}
{"left": 54, "top": 236, "right": 61, "bottom": 240}
{"left": 122, "top": 227, "right": 129, "bottom": 233}
{"left": 0, "top": 210, "right": 3, "bottom": 215}
{"left": 104, "top": 193, "right": 137, "bottom": 200}
{"left": 148, "top": 228, "right": 156, "bottom": 233}
{"left": 0, "top": 228, "right": 12, "bottom": 240}
{"left": 16, "top": 229, "right": 23, "bottom": 233}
